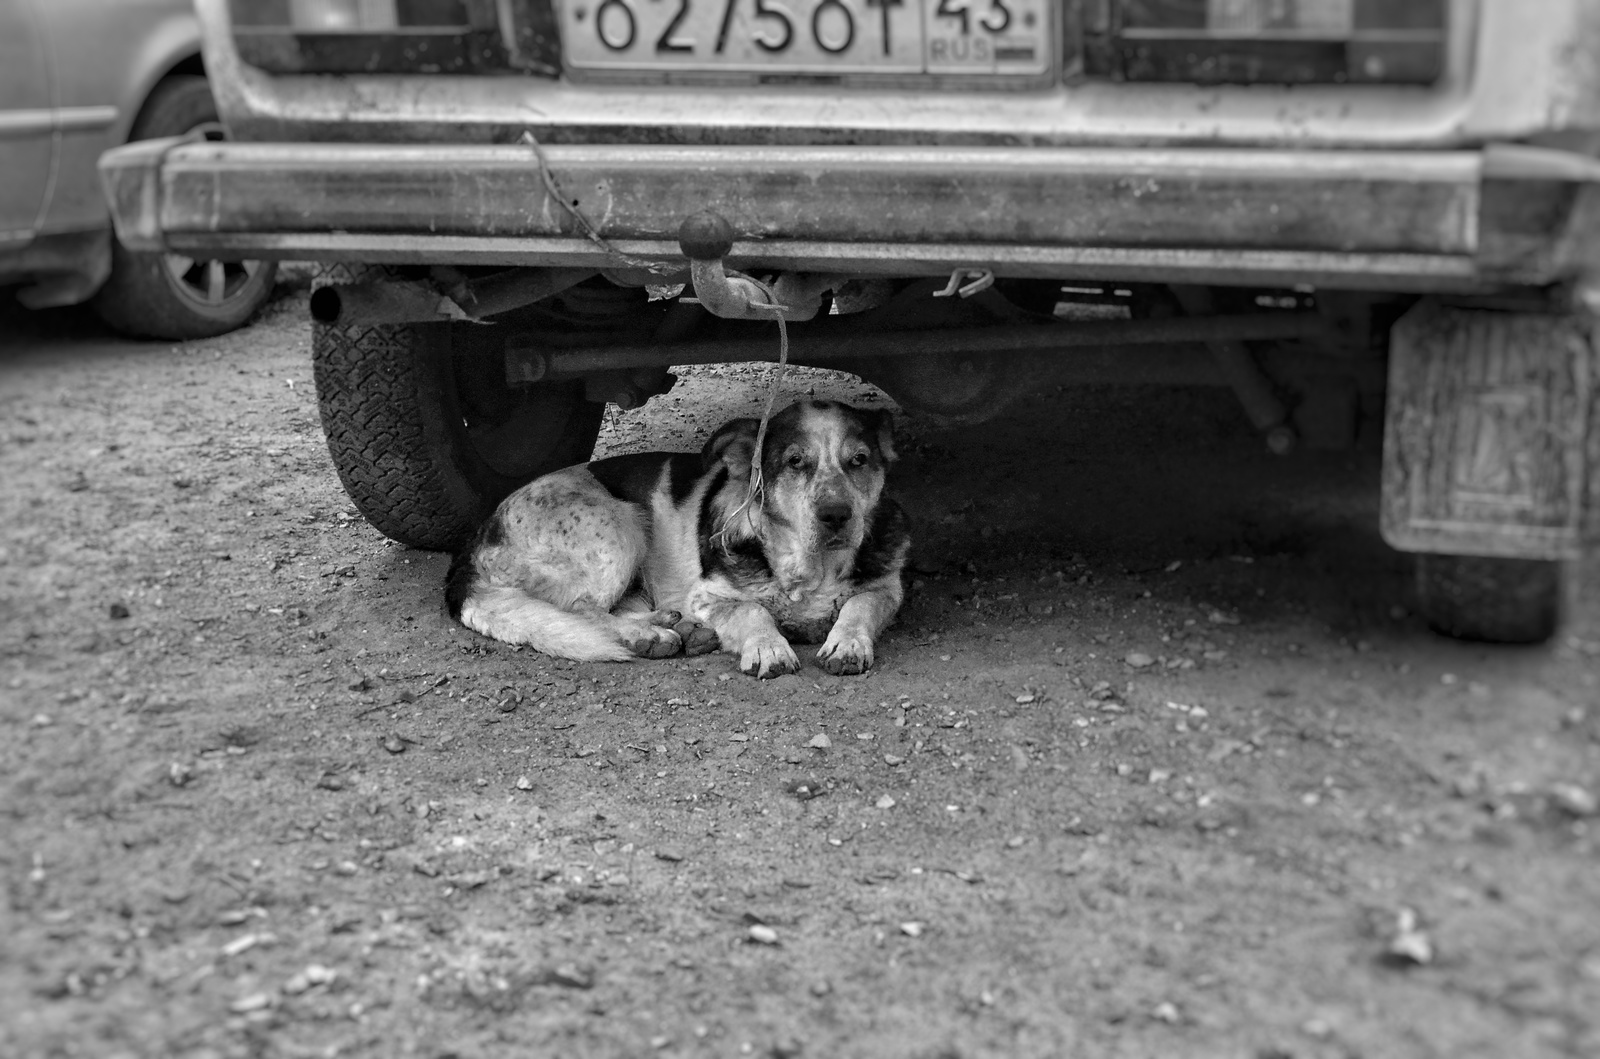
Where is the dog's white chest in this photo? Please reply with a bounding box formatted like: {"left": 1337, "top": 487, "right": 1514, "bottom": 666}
{"left": 764, "top": 573, "right": 854, "bottom": 644}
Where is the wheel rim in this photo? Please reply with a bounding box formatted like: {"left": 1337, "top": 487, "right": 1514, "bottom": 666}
{"left": 159, "top": 121, "right": 268, "bottom": 312}
{"left": 161, "top": 255, "right": 264, "bottom": 308}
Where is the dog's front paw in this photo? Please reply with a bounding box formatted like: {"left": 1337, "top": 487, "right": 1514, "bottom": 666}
{"left": 816, "top": 631, "right": 874, "bottom": 676}
{"left": 739, "top": 635, "right": 800, "bottom": 679}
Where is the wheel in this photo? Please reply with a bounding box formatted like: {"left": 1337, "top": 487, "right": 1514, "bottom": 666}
{"left": 1414, "top": 553, "right": 1563, "bottom": 645}
{"left": 312, "top": 265, "right": 604, "bottom": 551}
{"left": 91, "top": 76, "right": 276, "bottom": 339}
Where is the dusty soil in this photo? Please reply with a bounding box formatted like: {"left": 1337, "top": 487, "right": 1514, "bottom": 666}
{"left": 3, "top": 287, "right": 1599, "bottom": 1059}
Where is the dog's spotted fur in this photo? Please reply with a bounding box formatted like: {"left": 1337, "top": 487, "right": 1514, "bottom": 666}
{"left": 445, "top": 401, "right": 909, "bottom": 677}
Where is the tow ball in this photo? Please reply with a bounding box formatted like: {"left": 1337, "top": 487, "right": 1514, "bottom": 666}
{"left": 676, "top": 210, "right": 836, "bottom": 323}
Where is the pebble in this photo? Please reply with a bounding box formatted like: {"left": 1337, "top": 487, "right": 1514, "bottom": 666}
{"left": 1125, "top": 652, "right": 1155, "bottom": 669}
{"left": 654, "top": 847, "right": 684, "bottom": 863}
{"left": 806, "top": 733, "right": 832, "bottom": 749}
{"left": 747, "top": 925, "right": 779, "bottom": 945}
{"left": 381, "top": 734, "right": 405, "bottom": 754}
{"left": 899, "top": 922, "right": 925, "bottom": 938}
{"left": 883, "top": 754, "right": 905, "bottom": 766}
{"left": 109, "top": 603, "right": 130, "bottom": 620}
{"left": 1152, "top": 1001, "right": 1180, "bottom": 1024}
{"left": 282, "top": 964, "right": 336, "bottom": 996}
{"left": 515, "top": 775, "right": 535, "bottom": 791}
{"left": 229, "top": 993, "right": 274, "bottom": 1014}
{"left": 168, "top": 762, "right": 194, "bottom": 788}
{"left": 1015, "top": 693, "right": 1036, "bottom": 704}
{"left": 222, "top": 932, "right": 274, "bottom": 957}
{"left": 875, "top": 794, "right": 897, "bottom": 809}
{"left": 317, "top": 774, "right": 345, "bottom": 791}
{"left": 1550, "top": 783, "right": 1598, "bottom": 817}
{"left": 1386, "top": 907, "right": 1434, "bottom": 965}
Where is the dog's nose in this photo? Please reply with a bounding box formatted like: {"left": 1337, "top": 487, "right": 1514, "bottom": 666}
{"left": 817, "top": 503, "right": 852, "bottom": 532}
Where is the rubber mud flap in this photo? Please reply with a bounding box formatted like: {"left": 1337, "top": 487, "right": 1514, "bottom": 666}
{"left": 1380, "top": 300, "right": 1598, "bottom": 561}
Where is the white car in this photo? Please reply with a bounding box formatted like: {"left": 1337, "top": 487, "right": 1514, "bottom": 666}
{"left": 1, "top": 0, "right": 273, "bottom": 337}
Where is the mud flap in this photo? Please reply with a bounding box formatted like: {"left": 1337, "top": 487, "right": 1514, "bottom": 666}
{"left": 1381, "top": 300, "right": 1599, "bottom": 560}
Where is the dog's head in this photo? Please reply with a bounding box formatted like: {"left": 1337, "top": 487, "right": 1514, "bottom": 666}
{"left": 703, "top": 400, "right": 896, "bottom": 596}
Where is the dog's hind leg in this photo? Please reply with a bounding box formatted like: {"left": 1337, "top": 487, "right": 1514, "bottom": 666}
{"left": 455, "top": 468, "right": 686, "bottom": 660}
{"left": 614, "top": 594, "right": 719, "bottom": 658}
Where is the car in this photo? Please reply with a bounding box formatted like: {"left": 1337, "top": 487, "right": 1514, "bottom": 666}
{"left": 1, "top": 0, "right": 274, "bottom": 338}
{"left": 98, "top": 0, "right": 1598, "bottom": 643}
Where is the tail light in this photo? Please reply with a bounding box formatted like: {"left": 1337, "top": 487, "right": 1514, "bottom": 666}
{"left": 1082, "top": 0, "right": 1447, "bottom": 85}
{"left": 229, "top": 0, "right": 561, "bottom": 75}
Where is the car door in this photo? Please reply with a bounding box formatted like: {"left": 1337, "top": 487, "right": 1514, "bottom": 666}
{"left": 0, "top": 0, "right": 55, "bottom": 246}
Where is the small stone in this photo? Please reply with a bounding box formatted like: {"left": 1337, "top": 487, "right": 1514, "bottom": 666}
{"left": 747, "top": 924, "right": 779, "bottom": 945}
{"left": 515, "top": 775, "right": 535, "bottom": 791}
{"left": 547, "top": 964, "right": 594, "bottom": 989}
{"left": 1550, "top": 783, "right": 1598, "bottom": 817}
{"left": 1385, "top": 907, "right": 1434, "bottom": 966}
{"left": 1015, "top": 693, "right": 1036, "bottom": 704}
{"left": 899, "top": 921, "right": 924, "bottom": 938}
{"left": 1125, "top": 652, "right": 1155, "bottom": 669}
{"left": 1026, "top": 603, "right": 1053, "bottom": 616}
{"left": 109, "top": 603, "right": 130, "bottom": 620}
{"left": 875, "top": 794, "right": 896, "bottom": 809}
{"left": 222, "top": 932, "right": 273, "bottom": 957}
{"left": 654, "top": 847, "right": 684, "bottom": 863}
{"left": 1006, "top": 836, "right": 1025, "bottom": 848}
{"left": 1152, "top": 1001, "right": 1180, "bottom": 1024}
{"left": 317, "top": 773, "right": 345, "bottom": 791}
{"left": 806, "top": 733, "right": 832, "bottom": 749}
{"left": 335, "top": 860, "right": 359, "bottom": 876}
{"left": 229, "top": 992, "right": 274, "bottom": 1014}
{"left": 1148, "top": 769, "right": 1172, "bottom": 785}
{"left": 883, "top": 754, "right": 905, "bottom": 766}
{"left": 381, "top": 735, "right": 405, "bottom": 754}
{"left": 168, "top": 762, "right": 194, "bottom": 788}
{"left": 1301, "top": 1018, "right": 1333, "bottom": 1040}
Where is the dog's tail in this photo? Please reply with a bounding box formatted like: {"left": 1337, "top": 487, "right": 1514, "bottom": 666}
{"left": 446, "top": 547, "right": 633, "bottom": 662}
{"left": 453, "top": 584, "right": 636, "bottom": 662}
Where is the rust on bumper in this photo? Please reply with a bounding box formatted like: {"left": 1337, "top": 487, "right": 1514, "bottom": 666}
{"left": 99, "top": 140, "right": 1600, "bottom": 291}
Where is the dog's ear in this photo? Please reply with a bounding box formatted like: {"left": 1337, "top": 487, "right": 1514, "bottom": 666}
{"left": 865, "top": 408, "right": 898, "bottom": 463}
{"left": 702, "top": 418, "right": 760, "bottom": 479}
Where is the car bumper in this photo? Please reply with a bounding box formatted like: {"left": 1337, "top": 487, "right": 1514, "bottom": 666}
{"left": 99, "top": 139, "right": 1600, "bottom": 291}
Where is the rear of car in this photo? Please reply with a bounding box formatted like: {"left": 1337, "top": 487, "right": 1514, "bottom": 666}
{"left": 99, "top": 0, "right": 1600, "bottom": 642}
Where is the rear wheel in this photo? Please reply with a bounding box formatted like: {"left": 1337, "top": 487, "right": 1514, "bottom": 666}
{"left": 312, "top": 265, "right": 604, "bottom": 551}
{"left": 1414, "top": 553, "right": 1563, "bottom": 645}
{"left": 91, "top": 76, "right": 276, "bottom": 339}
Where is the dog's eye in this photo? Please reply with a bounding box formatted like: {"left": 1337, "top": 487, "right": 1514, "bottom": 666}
{"left": 848, "top": 452, "right": 869, "bottom": 468}
{"left": 786, "top": 452, "right": 806, "bottom": 470}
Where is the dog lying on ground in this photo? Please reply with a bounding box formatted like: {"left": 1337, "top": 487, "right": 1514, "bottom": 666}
{"left": 445, "top": 400, "right": 910, "bottom": 678}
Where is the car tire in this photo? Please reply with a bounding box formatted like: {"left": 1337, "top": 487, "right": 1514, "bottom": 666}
{"left": 91, "top": 76, "right": 276, "bottom": 339}
{"left": 1414, "top": 553, "right": 1563, "bottom": 645}
{"left": 311, "top": 264, "right": 604, "bottom": 551}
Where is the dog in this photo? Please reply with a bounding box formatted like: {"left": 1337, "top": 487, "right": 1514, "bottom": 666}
{"left": 444, "top": 400, "right": 910, "bottom": 678}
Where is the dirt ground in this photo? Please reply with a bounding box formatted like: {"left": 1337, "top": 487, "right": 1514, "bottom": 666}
{"left": 3, "top": 284, "right": 1599, "bottom": 1059}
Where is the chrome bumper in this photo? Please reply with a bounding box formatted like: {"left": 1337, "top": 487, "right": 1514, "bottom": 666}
{"left": 98, "top": 139, "right": 1600, "bottom": 291}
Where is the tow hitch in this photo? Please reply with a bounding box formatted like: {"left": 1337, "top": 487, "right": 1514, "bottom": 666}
{"left": 676, "top": 211, "right": 839, "bottom": 323}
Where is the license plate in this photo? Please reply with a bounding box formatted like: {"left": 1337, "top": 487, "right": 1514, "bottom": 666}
{"left": 557, "top": 0, "right": 1053, "bottom": 81}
